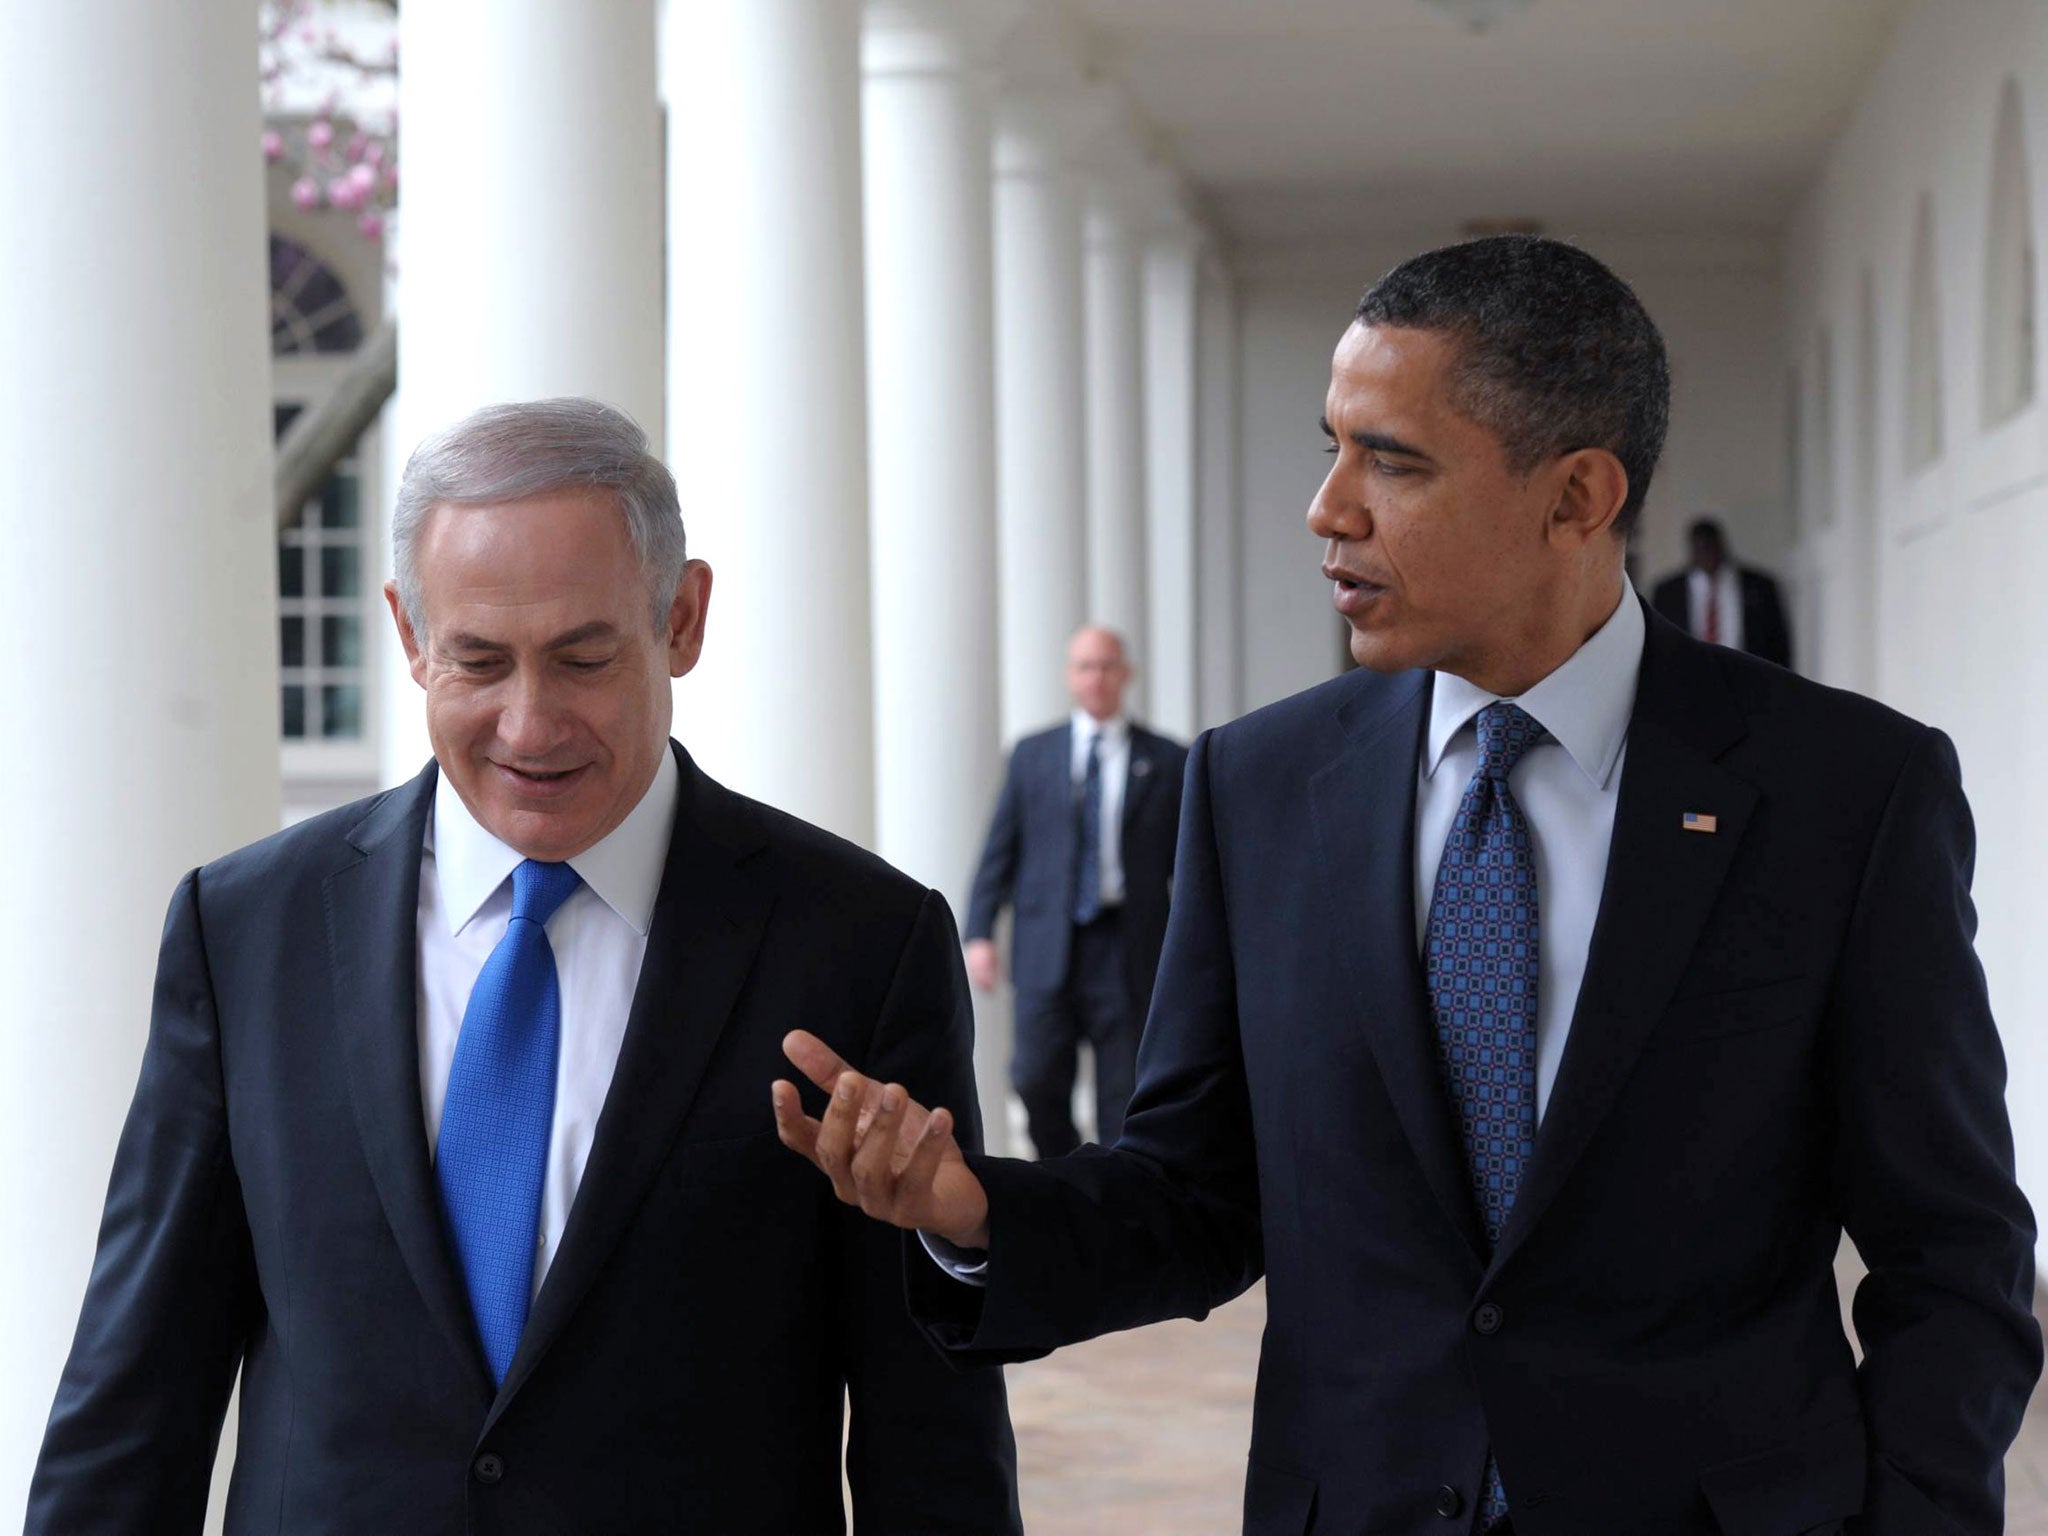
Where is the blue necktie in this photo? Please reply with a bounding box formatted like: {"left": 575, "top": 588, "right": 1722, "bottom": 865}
{"left": 1424, "top": 701, "right": 1546, "bottom": 1531}
{"left": 437, "top": 858, "right": 581, "bottom": 1384}
{"left": 1073, "top": 730, "right": 1104, "bottom": 925}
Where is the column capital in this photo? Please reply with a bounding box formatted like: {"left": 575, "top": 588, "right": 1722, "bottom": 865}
{"left": 862, "top": 0, "right": 1022, "bottom": 78}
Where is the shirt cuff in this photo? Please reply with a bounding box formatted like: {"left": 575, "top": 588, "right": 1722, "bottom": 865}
{"left": 918, "top": 1230, "right": 990, "bottom": 1288}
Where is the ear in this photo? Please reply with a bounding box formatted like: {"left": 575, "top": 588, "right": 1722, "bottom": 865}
{"left": 1547, "top": 447, "right": 1630, "bottom": 548}
{"left": 384, "top": 580, "right": 430, "bottom": 689}
{"left": 666, "top": 561, "right": 714, "bottom": 678}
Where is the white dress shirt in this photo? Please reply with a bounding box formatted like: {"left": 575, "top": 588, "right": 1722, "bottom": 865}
{"left": 1685, "top": 565, "right": 1745, "bottom": 651}
{"left": 1416, "top": 589, "right": 1641, "bottom": 1122}
{"left": 416, "top": 750, "right": 678, "bottom": 1295}
{"left": 1070, "top": 710, "right": 1131, "bottom": 908}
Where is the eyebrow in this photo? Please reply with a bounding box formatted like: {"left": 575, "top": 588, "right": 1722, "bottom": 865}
{"left": 1319, "top": 416, "right": 1435, "bottom": 464}
{"left": 445, "top": 621, "right": 622, "bottom": 653}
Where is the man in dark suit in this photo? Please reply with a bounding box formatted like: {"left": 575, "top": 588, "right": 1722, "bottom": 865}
{"left": 29, "top": 399, "right": 1019, "bottom": 1534}
{"left": 1652, "top": 516, "right": 1794, "bottom": 668}
{"left": 775, "top": 238, "right": 2041, "bottom": 1535}
{"left": 963, "top": 625, "right": 1185, "bottom": 1156}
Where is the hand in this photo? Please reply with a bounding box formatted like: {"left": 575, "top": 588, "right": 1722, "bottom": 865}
{"left": 772, "top": 1030, "right": 992, "bottom": 1249}
{"left": 963, "top": 939, "right": 1000, "bottom": 992}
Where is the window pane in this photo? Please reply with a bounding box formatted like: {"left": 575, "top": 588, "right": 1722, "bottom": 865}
{"left": 321, "top": 613, "right": 362, "bottom": 667}
{"left": 322, "top": 683, "right": 364, "bottom": 739}
{"left": 320, "top": 474, "right": 360, "bottom": 529}
{"left": 281, "top": 615, "right": 305, "bottom": 669}
{"left": 320, "top": 545, "right": 360, "bottom": 598}
{"left": 281, "top": 684, "right": 306, "bottom": 738}
{"left": 279, "top": 545, "right": 304, "bottom": 598}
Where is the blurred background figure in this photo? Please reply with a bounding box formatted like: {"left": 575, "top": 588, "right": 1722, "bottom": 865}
{"left": 1650, "top": 516, "right": 1794, "bottom": 669}
{"left": 964, "top": 627, "right": 1186, "bottom": 1158}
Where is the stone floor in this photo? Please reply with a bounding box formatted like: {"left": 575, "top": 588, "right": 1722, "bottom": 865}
{"left": 1003, "top": 1250, "right": 2048, "bottom": 1534}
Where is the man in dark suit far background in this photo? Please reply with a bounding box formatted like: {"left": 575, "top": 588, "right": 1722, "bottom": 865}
{"left": 1651, "top": 515, "right": 1793, "bottom": 668}
{"left": 775, "top": 236, "right": 2040, "bottom": 1535}
{"left": 963, "top": 625, "right": 1186, "bottom": 1157}
{"left": 29, "top": 398, "right": 1019, "bottom": 1535}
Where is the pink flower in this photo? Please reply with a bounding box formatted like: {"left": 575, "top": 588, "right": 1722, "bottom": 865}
{"left": 358, "top": 212, "right": 386, "bottom": 241}
{"left": 291, "top": 177, "right": 322, "bottom": 210}
{"left": 327, "top": 176, "right": 361, "bottom": 209}
{"left": 262, "top": 129, "right": 284, "bottom": 161}
{"left": 363, "top": 141, "right": 386, "bottom": 169}
{"left": 307, "top": 119, "right": 333, "bottom": 152}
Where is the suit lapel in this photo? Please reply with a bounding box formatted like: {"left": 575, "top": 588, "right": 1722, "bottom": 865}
{"left": 324, "top": 763, "right": 496, "bottom": 1400}
{"left": 486, "top": 743, "right": 774, "bottom": 1425}
{"left": 1490, "top": 612, "right": 1756, "bottom": 1274}
{"left": 1308, "top": 671, "right": 1488, "bottom": 1266}
{"left": 1121, "top": 725, "right": 1161, "bottom": 824}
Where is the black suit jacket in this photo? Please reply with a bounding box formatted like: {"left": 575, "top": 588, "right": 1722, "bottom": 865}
{"left": 963, "top": 721, "right": 1187, "bottom": 1009}
{"left": 913, "top": 607, "right": 2039, "bottom": 1536}
{"left": 32, "top": 744, "right": 1020, "bottom": 1535}
{"left": 1653, "top": 566, "right": 1793, "bottom": 668}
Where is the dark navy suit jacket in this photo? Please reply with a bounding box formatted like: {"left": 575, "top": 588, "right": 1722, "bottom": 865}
{"left": 964, "top": 720, "right": 1186, "bottom": 1009}
{"left": 914, "top": 606, "right": 2039, "bottom": 1536}
{"left": 1652, "top": 566, "right": 1794, "bottom": 670}
{"left": 32, "top": 743, "right": 1020, "bottom": 1536}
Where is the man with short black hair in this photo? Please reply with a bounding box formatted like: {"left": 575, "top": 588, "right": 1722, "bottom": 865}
{"left": 776, "top": 236, "right": 2040, "bottom": 1535}
{"left": 1651, "top": 516, "right": 1794, "bottom": 667}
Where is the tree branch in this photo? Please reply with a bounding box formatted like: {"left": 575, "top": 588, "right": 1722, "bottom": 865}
{"left": 274, "top": 317, "right": 398, "bottom": 531}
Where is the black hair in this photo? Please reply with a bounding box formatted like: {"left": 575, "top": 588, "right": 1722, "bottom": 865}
{"left": 1354, "top": 235, "right": 1671, "bottom": 537}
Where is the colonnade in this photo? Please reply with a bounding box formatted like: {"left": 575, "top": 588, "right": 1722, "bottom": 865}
{"left": 0, "top": 2, "right": 1243, "bottom": 1513}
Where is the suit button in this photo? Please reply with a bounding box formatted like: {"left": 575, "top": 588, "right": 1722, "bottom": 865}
{"left": 473, "top": 1452, "right": 504, "bottom": 1484}
{"left": 1435, "top": 1484, "right": 1465, "bottom": 1518}
{"left": 1472, "top": 1302, "right": 1504, "bottom": 1335}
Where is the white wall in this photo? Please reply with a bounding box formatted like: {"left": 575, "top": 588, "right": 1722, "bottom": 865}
{"left": 1781, "top": 0, "right": 2048, "bottom": 1260}
{"left": 1233, "top": 233, "right": 1791, "bottom": 711}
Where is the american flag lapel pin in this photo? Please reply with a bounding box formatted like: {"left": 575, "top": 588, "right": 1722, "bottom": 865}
{"left": 1682, "top": 811, "right": 1719, "bottom": 834}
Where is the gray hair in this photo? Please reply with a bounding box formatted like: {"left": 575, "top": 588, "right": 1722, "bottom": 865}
{"left": 392, "top": 398, "right": 686, "bottom": 634}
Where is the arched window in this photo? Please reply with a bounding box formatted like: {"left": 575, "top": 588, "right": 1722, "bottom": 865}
{"left": 270, "top": 233, "right": 365, "bottom": 356}
{"left": 1905, "top": 194, "right": 1945, "bottom": 473}
{"left": 1982, "top": 77, "right": 2036, "bottom": 427}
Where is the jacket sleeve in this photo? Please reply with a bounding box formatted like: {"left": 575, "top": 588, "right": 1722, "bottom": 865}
{"left": 28, "top": 869, "right": 259, "bottom": 1536}
{"left": 908, "top": 728, "right": 1264, "bottom": 1360}
{"left": 1832, "top": 728, "right": 2042, "bottom": 1535}
{"left": 840, "top": 888, "right": 1022, "bottom": 1535}
{"left": 963, "top": 747, "right": 1025, "bottom": 943}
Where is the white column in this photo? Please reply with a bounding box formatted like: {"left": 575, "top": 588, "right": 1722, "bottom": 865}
{"left": 1084, "top": 190, "right": 1150, "bottom": 695}
{"left": 992, "top": 97, "right": 1090, "bottom": 741}
{"left": 1143, "top": 229, "right": 1202, "bottom": 741}
{"left": 861, "top": 1, "right": 1012, "bottom": 1144}
{"left": 663, "top": 0, "right": 876, "bottom": 844}
{"left": 1195, "top": 252, "right": 1243, "bottom": 730}
{"left": 388, "top": 0, "right": 666, "bottom": 785}
{"left": 0, "top": 0, "right": 277, "bottom": 1514}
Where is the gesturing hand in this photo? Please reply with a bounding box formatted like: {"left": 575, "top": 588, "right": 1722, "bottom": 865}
{"left": 772, "top": 1030, "right": 992, "bottom": 1250}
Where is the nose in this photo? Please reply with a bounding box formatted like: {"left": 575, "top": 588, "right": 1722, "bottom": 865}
{"left": 495, "top": 668, "right": 568, "bottom": 759}
{"left": 1306, "top": 460, "right": 1367, "bottom": 542}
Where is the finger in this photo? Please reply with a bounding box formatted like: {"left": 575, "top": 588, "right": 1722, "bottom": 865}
{"left": 851, "top": 1082, "right": 910, "bottom": 1216}
{"left": 783, "top": 1030, "right": 854, "bottom": 1094}
{"left": 770, "top": 1080, "right": 820, "bottom": 1159}
{"left": 891, "top": 1105, "right": 959, "bottom": 1226}
{"left": 812, "top": 1070, "right": 871, "bottom": 1205}
{"left": 852, "top": 1072, "right": 890, "bottom": 1139}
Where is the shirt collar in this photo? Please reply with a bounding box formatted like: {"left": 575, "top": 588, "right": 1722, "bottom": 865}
{"left": 1423, "top": 587, "right": 1643, "bottom": 790}
{"left": 427, "top": 748, "right": 680, "bottom": 938}
{"left": 1072, "top": 709, "right": 1130, "bottom": 745}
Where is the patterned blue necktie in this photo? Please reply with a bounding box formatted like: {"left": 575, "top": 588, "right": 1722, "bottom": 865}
{"left": 436, "top": 858, "right": 581, "bottom": 1384}
{"left": 1424, "top": 700, "right": 1546, "bottom": 1531}
{"left": 1073, "top": 729, "right": 1104, "bottom": 925}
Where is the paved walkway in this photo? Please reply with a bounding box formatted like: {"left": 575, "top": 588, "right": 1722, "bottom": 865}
{"left": 1006, "top": 1255, "right": 2048, "bottom": 1534}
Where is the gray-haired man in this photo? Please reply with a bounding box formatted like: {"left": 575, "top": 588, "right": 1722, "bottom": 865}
{"left": 30, "top": 399, "right": 1021, "bottom": 1534}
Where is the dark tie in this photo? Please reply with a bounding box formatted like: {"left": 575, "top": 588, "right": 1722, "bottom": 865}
{"left": 436, "top": 858, "right": 582, "bottom": 1384}
{"left": 1072, "top": 729, "right": 1104, "bottom": 925}
{"left": 1424, "top": 701, "right": 1546, "bottom": 1529}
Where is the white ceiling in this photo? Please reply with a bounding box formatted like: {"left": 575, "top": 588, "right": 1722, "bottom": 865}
{"left": 1061, "top": 0, "right": 1911, "bottom": 251}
